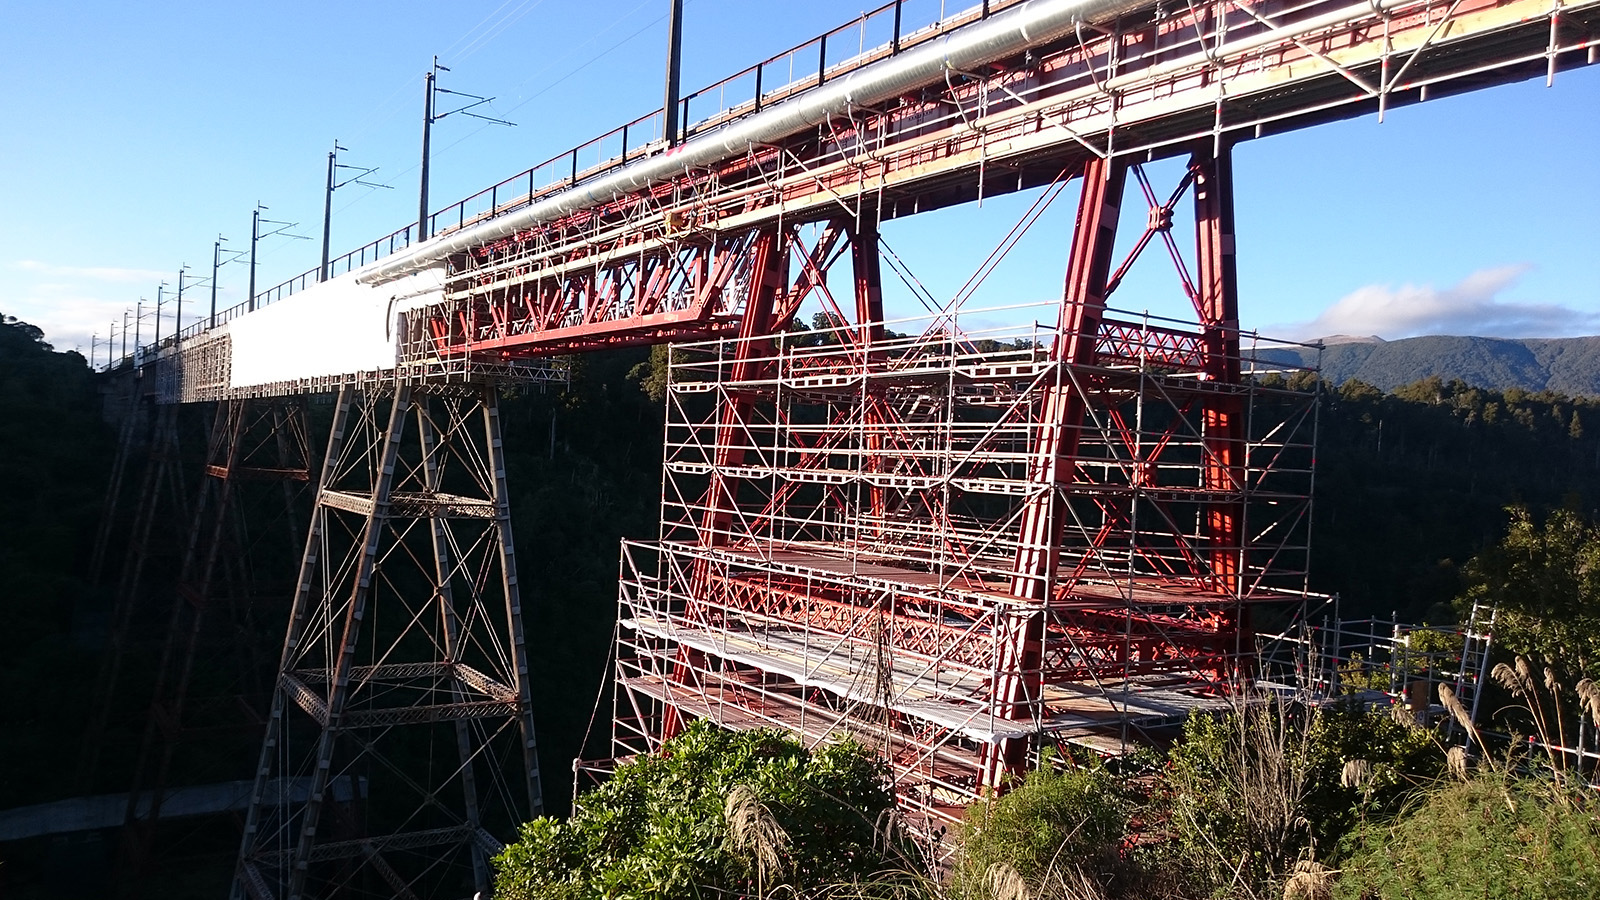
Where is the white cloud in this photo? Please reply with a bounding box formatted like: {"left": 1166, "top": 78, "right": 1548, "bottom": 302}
{"left": 3, "top": 259, "right": 190, "bottom": 358}
{"left": 11, "top": 260, "right": 169, "bottom": 283}
{"left": 4, "top": 294, "right": 135, "bottom": 357}
{"left": 1278, "top": 265, "right": 1600, "bottom": 341}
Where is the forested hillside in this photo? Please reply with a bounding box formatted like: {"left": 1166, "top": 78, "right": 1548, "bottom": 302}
{"left": 1309, "top": 374, "right": 1600, "bottom": 623}
{"left": 0, "top": 315, "right": 112, "bottom": 811}
{"left": 1259, "top": 334, "right": 1600, "bottom": 395}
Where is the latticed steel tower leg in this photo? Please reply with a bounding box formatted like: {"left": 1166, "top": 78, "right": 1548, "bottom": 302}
{"left": 233, "top": 384, "right": 542, "bottom": 900}
{"left": 78, "top": 400, "right": 191, "bottom": 796}
{"left": 88, "top": 377, "right": 146, "bottom": 586}
{"left": 116, "top": 398, "right": 312, "bottom": 888}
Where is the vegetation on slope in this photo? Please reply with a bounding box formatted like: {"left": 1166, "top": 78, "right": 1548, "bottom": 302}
{"left": 0, "top": 315, "right": 111, "bottom": 809}
{"left": 494, "top": 721, "right": 905, "bottom": 900}
{"left": 494, "top": 693, "right": 1600, "bottom": 900}
{"left": 1262, "top": 335, "right": 1600, "bottom": 396}
{"left": 1336, "top": 772, "right": 1600, "bottom": 900}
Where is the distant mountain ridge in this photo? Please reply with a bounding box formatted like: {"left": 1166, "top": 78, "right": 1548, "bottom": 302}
{"left": 1256, "top": 334, "right": 1600, "bottom": 395}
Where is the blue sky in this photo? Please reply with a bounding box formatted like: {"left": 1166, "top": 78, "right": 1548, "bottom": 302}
{"left": 2, "top": 0, "right": 1596, "bottom": 358}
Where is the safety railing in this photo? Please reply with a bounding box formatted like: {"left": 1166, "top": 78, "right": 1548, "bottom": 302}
{"left": 218, "top": 0, "right": 1022, "bottom": 330}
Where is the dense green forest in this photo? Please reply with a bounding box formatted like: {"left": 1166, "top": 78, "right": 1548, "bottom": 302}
{"left": 0, "top": 315, "right": 112, "bottom": 813}
{"left": 4, "top": 313, "right": 1600, "bottom": 896}
{"left": 1311, "top": 373, "right": 1600, "bottom": 623}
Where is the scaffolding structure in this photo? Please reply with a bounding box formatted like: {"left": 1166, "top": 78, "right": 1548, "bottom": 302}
{"left": 596, "top": 150, "right": 1323, "bottom": 839}
{"left": 1258, "top": 603, "right": 1497, "bottom": 724}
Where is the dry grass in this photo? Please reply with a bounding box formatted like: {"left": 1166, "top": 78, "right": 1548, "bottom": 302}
{"left": 1163, "top": 694, "right": 1322, "bottom": 895}
{"left": 984, "top": 863, "right": 1030, "bottom": 900}
{"left": 1281, "top": 860, "right": 1334, "bottom": 900}
{"left": 726, "top": 784, "right": 791, "bottom": 895}
{"left": 1436, "top": 683, "right": 1484, "bottom": 750}
{"left": 1578, "top": 678, "right": 1600, "bottom": 726}
{"left": 1039, "top": 864, "right": 1109, "bottom": 900}
{"left": 1339, "top": 759, "right": 1371, "bottom": 792}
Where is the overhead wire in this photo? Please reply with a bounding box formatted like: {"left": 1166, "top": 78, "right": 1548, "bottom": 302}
{"left": 333, "top": 0, "right": 676, "bottom": 224}
{"left": 429, "top": 0, "right": 675, "bottom": 162}
{"left": 449, "top": 0, "right": 551, "bottom": 63}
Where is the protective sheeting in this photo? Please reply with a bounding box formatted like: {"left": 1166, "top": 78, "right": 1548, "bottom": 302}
{"left": 227, "top": 267, "right": 444, "bottom": 388}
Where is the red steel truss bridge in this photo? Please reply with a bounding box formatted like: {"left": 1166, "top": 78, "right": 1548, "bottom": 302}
{"left": 76, "top": 0, "right": 1596, "bottom": 895}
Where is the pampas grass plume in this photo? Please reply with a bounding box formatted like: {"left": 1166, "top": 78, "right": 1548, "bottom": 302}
{"left": 725, "top": 784, "right": 789, "bottom": 884}
{"left": 1283, "top": 860, "right": 1335, "bottom": 900}
{"left": 1492, "top": 662, "right": 1524, "bottom": 697}
{"left": 1340, "top": 759, "right": 1372, "bottom": 791}
{"left": 1438, "top": 683, "right": 1474, "bottom": 733}
{"left": 1577, "top": 679, "right": 1600, "bottom": 722}
{"left": 986, "top": 862, "right": 1031, "bottom": 900}
{"left": 1515, "top": 656, "right": 1538, "bottom": 695}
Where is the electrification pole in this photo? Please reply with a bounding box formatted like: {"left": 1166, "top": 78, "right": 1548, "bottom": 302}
{"left": 323, "top": 145, "right": 337, "bottom": 279}
{"left": 246, "top": 206, "right": 308, "bottom": 308}
{"left": 121, "top": 310, "right": 129, "bottom": 360}
{"left": 176, "top": 264, "right": 191, "bottom": 335}
{"left": 322, "top": 142, "right": 386, "bottom": 281}
{"left": 418, "top": 58, "right": 512, "bottom": 242}
{"left": 419, "top": 61, "right": 438, "bottom": 241}
{"left": 210, "top": 236, "right": 226, "bottom": 327}
{"left": 154, "top": 282, "right": 166, "bottom": 347}
{"left": 249, "top": 207, "right": 261, "bottom": 312}
{"left": 134, "top": 299, "right": 143, "bottom": 360}
{"left": 663, "top": 0, "right": 684, "bottom": 147}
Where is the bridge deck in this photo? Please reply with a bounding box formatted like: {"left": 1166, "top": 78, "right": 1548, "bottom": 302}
{"left": 114, "top": 0, "right": 1596, "bottom": 402}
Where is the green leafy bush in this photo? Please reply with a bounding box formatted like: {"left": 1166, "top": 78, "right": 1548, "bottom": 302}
{"left": 493, "top": 720, "right": 904, "bottom": 899}
{"left": 954, "top": 760, "right": 1129, "bottom": 896}
{"left": 1458, "top": 506, "right": 1600, "bottom": 681}
{"left": 1336, "top": 773, "right": 1600, "bottom": 900}
{"left": 1157, "top": 698, "right": 1441, "bottom": 896}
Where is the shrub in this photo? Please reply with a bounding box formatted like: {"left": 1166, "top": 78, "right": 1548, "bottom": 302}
{"left": 955, "top": 759, "right": 1129, "bottom": 897}
{"left": 493, "top": 720, "right": 904, "bottom": 899}
{"left": 1335, "top": 772, "right": 1600, "bottom": 900}
{"left": 1157, "top": 697, "right": 1441, "bottom": 896}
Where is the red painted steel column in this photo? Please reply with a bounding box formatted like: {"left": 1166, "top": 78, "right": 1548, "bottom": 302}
{"left": 850, "top": 219, "right": 885, "bottom": 347}
{"left": 698, "top": 227, "right": 788, "bottom": 547}
{"left": 850, "top": 219, "right": 888, "bottom": 529}
{"left": 661, "top": 226, "right": 789, "bottom": 742}
{"left": 1192, "top": 142, "right": 1248, "bottom": 683}
{"left": 986, "top": 158, "right": 1127, "bottom": 787}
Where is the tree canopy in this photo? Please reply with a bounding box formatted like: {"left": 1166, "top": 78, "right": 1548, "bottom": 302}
{"left": 1458, "top": 506, "right": 1600, "bottom": 680}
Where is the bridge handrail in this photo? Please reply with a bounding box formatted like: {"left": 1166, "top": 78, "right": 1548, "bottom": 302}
{"left": 209, "top": 0, "right": 1019, "bottom": 337}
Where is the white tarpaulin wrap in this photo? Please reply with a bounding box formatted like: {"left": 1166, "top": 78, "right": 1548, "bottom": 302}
{"left": 227, "top": 268, "right": 445, "bottom": 389}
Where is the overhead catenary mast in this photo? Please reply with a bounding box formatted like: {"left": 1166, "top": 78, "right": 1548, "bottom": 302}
{"left": 320, "top": 141, "right": 388, "bottom": 282}
{"left": 663, "top": 0, "right": 684, "bottom": 147}
{"left": 417, "top": 56, "right": 513, "bottom": 242}
{"left": 248, "top": 205, "right": 308, "bottom": 312}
